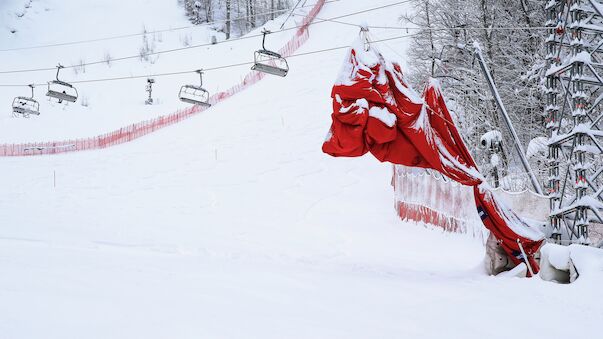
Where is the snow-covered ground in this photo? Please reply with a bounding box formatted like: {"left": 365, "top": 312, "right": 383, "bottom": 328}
{"left": 1, "top": 1, "right": 601, "bottom": 338}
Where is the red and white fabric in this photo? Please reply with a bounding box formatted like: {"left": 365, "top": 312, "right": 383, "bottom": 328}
{"left": 322, "top": 40, "right": 544, "bottom": 275}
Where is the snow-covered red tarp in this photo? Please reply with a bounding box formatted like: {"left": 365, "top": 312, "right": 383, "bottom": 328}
{"left": 322, "top": 40, "right": 545, "bottom": 275}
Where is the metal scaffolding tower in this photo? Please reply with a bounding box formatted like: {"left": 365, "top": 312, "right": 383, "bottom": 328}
{"left": 544, "top": 0, "right": 603, "bottom": 244}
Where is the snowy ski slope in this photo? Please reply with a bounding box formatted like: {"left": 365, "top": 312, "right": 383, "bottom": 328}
{"left": 1, "top": 1, "right": 601, "bottom": 338}
{"left": 0, "top": 0, "right": 316, "bottom": 142}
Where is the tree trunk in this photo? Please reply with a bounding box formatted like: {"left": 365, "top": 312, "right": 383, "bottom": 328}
{"left": 250, "top": 0, "right": 255, "bottom": 28}
{"left": 424, "top": 1, "right": 436, "bottom": 77}
{"left": 226, "top": 0, "right": 231, "bottom": 39}
{"left": 205, "top": 0, "right": 212, "bottom": 23}
{"left": 245, "top": 0, "right": 250, "bottom": 30}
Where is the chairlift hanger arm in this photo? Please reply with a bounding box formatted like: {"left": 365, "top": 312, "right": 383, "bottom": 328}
{"left": 55, "top": 64, "right": 64, "bottom": 81}
{"left": 261, "top": 29, "right": 270, "bottom": 50}
{"left": 196, "top": 69, "right": 204, "bottom": 86}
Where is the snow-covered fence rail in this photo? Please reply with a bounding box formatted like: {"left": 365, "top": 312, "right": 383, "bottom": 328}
{"left": 393, "top": 165, "right": 552, "bottom": 240}
{"left": 393, "top": 165, "right": 486, "bottom": 239}
{"left": 0, "top": 0, "right": 325, "bottom": 157}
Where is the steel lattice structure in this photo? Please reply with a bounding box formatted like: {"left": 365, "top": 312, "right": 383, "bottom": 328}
{"left": 544, "top": 0, "right": 603, "bottom": 244}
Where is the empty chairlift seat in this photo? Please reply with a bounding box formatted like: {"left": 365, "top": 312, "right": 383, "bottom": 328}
{"left": 46, "top": 65, "right": 78, "bottom": 103}
{"left": 251, "top": 29, "right": 289, "bottom": 77}
{"left": 12, "top": 84, "right": 40, "bottom": 117}
{"left": 179, "top": 70, "right": 211, "bottom": 107}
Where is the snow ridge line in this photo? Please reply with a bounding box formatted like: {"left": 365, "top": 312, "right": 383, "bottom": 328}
{"left": 0, "top": 0, "right": 326, "bottom": 157}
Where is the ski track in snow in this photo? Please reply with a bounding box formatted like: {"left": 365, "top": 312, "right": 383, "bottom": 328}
{"left": 1, "top": 1, "right": 602, "bottom": 338}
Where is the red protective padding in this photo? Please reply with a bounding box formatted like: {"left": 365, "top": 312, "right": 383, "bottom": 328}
{"left": 396, "top": 201, "right": 465, "bottom": 234}
{"left": 323, "top": 44, "right": 544, "bottom": 276}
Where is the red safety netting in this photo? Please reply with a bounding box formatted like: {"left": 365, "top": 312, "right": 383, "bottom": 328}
{"left": 322, "top": 41, "right": 545, "bottom": 275}
{"left": 393, "top": 166, "right": 485, "bottom": 238}
{"left": 0, "top": 0, "right": 326, "bottom": 157}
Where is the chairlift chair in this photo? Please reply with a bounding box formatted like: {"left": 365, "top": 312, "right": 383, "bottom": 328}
{"left": 12, "top": 84, "right": 40, "bottom": 117}
{"left": 46, "top": 65, "right": 78, "bottom": 103}
{"left": 251, "top": 29, "right": 289, "bottom": 77}
{"left": 179, "top": 70, "right": 211, "bottom": 107}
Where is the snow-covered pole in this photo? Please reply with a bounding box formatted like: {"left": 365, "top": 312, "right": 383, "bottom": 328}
{"left": 472, "top": 42, "right": 544, "bottom": 195}
{"left": 516, "top": 239, "right": 535, "bottom": 277}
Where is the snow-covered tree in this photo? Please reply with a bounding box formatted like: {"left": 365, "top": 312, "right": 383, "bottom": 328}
{"left": 403, "top": 0, "right": 546, "bottom": 189}
{"left": 179, "top": 0, "right": 291, "bottom": 38}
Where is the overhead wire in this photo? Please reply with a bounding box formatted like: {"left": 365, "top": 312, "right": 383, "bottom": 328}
{"left": 365, "top": 24, "right": 552, "bottom": 31}
{"left": 0, "top": 0, "right": 412, "bottom": 75}
{"left": 291, "top": 13, "right": 552, "bottom": 32}
{"left": 0, "top": 0, "right": 344, "bottom": 53}
{"left": 0, "top": 32, "right": 423, "bottom": 87}
{"left": 366, "top": 29, "right": 407, "bottom": 60}
{"left": 280, "top": 0, "right": 304, "bottom": 29}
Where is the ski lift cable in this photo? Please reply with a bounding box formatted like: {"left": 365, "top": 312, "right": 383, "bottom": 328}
{"left": 0, "top": 32, "right": 422, "bottom": 87}
{"left": 0, "top": 0, "right": 344, "bottom": 53}
{"left": 365, "top": 25, "right": 552, "bottom": 31}
{"left": 0, "top": 32, "right": 283, "bottom": 74}
{"left": 366, "top": 29, "right": 406, "bottom": 60}
{"left": 74, "top": 33, "right": 424, "bottom": 84}
{"left": 292, "top": 13, "right": 552, "bottom": 31}
{"left": 280, "top": 0, "right": 304, "bottom": 30}
{"left": 0, "top": 1, "right": 412, "bottom": 75}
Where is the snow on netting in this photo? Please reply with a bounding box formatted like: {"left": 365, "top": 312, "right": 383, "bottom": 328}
{"left": 0, "top": 0, "right": 326, "bottom": 157}
{"left": 393, "top": 165, "right": 550, "bottom": 237}
{"left": 393, "top": 165, "right": 486, "bottom": 239}
{"left": 490, "top": 188, "right": 549, "bottom": 223}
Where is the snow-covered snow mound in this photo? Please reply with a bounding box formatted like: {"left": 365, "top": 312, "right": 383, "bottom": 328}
{"left": 540, "top": 243, "right": 603, "bottom": 283}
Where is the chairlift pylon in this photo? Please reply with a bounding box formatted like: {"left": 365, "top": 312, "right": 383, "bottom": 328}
{"left": 46, "top": 64, "right": 78, "bottom": 103}
{"left": 251, "top": 29, "right": 289, "bottom": 77}
{"left": 12, "top": 84, "right": 40, "bottom": 117}
{"left": 179, "top": 69, "right": 211, "bottom": 107}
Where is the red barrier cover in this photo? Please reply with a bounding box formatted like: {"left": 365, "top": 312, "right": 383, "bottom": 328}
{"left": 322, "top": 40, "right": 544, "bottom": 275}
